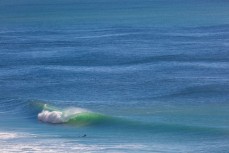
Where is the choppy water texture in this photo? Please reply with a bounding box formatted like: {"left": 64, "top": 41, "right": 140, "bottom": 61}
{"left": 1, "top": 0, "right": 229, "bottom": 152}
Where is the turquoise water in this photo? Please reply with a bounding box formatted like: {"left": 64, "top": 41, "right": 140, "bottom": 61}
{"left": 1, "top": 0, "right": 229, "bottom": 152}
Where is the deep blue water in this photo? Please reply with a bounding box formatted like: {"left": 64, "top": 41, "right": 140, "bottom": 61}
{"left": 1, "top": 0, "right": 229, "bottom": 152}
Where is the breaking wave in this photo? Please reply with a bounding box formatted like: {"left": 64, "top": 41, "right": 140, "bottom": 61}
{"left": 30, "top": 101, "right": 229, "bottom": 136}
{"left": 36, "top": 103, "right": 111, "bottom": 126}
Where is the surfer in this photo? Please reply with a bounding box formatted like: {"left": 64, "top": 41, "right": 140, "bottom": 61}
{"left": 82, "top": 134, "right": 86, "bottom": 137}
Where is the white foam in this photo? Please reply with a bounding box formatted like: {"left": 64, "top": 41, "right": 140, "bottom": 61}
{"left": 0, "top": 132, "right": 35, "bottom": 140}
{"left": 38, "top": 107, "right": 88, "bottom": 124}
{"left": 0, "top": 132, "right": 19, "bottom": 139}
{"left": 0, "top": 134, "right": 149, "bottom": 153}
{"left": 0, "top": 132, "right": 209, "bottom": 153}
{"left": 38, "top": 110, "right": 65, "bottom": 123}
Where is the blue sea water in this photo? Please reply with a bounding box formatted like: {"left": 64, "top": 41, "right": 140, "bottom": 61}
{"left": 1, "top": 0, "right": 229, "bottom": 152}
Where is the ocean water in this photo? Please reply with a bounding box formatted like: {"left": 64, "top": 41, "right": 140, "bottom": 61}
{"left": 1, "top": 0, "right": 229, "bottom": 152}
